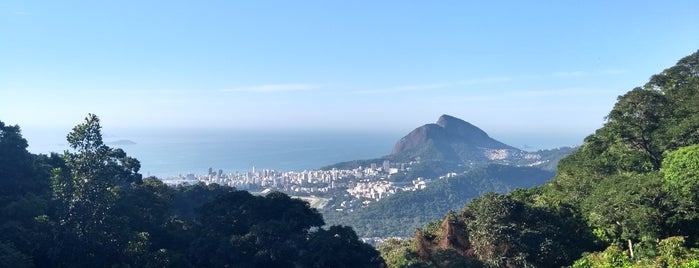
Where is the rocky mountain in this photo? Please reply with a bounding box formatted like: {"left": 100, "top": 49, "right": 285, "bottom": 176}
{"left": 391, "top": 114, "right": 516, "bottom": 159}
{"left": 388, "top": 114, "right": 570, "bottom": 171}
{"left": 324, "top": 115, "right": 574, "bottom": 175}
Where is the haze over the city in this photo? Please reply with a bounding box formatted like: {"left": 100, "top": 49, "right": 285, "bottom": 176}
{"left": 2, "top": 1, "right": 698, "bottom": 141}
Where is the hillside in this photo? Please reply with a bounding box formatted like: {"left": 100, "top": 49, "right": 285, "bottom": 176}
{"left": 379, "top": 50, "right": 699, "bottom": 268}
{"left": 321, "top": 116, "right": 572, "bottom": 239}
{"left": 324, "top": 165, "right": 554, "bottom": 238}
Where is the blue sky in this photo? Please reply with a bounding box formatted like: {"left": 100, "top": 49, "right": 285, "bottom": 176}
{"left": 1, "top": 1, "right": 698, "bottom": 144}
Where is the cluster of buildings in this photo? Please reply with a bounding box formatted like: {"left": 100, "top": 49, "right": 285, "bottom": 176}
{"left": 346, "top": 177, "right": 431, "bottom": 200}
{"left": 164, "top": 160, "right": 431, "bottom": 208}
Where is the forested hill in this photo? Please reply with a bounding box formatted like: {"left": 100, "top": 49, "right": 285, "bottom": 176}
{"left": 325, "top": 165, "right": 554, "bottom": 238}
{"left": 320, "top": 115, "right": 571, "bottom": 239}
{"left": 379, "top": 50, "right": 699, "bottom": 267}
{"left": 0, "top": 116, "right": 384, "bottom": 267}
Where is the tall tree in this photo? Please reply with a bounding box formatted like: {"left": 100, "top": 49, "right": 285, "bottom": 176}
{"left": 49, "top": 114, "right": 143, "bottom": 267}
{"left": 647, "top": 50, "right": 699, "bottom": 150}
{"left": 0, "top": 121, "right": 50, "bottom": 267}
{"left": 606, "top": 87, "right": 668, "bottom": 170}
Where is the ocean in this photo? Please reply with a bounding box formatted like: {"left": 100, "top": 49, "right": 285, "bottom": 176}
{"left": 20, "top": 126, "right": 583, "bottom": 179}
{"left": 21, "top": 127, "right": 402, "bottom": 178}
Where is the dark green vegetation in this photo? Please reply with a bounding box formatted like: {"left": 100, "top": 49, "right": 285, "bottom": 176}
{"left": 379, "top": 50, "right": 699, "bottom": 267}
{"left": 0, "top": 115, "right": 383, "bottom": 267}
{"left": 325, "top": 165, "right": 554, "bottom": 238}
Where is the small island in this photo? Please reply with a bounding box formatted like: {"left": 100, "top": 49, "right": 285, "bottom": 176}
{"left": 106, "top": 139, "right": 137, "bottom": 146}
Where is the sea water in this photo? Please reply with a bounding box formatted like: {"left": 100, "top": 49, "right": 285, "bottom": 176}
{"left": 19, "top": 126, "right": 583, "bottom": 179}
{"left": 21, "top": 127, "right": 401, "bottom": 178}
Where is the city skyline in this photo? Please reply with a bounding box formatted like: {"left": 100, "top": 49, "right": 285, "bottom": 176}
{"left": 2, "top": 1, "right": 698, "bottom": 141}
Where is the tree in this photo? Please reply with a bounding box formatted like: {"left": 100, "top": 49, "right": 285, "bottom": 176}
{"left": 0, "top": 241, "right": 32, "bottom": 268}
{"left": 302, "top": 225, "right": 385, "bottom": 268}
{"left": 571, "top": 237, "right": 699, "bottom": 268}
{"left": 0, "top": 121, "right": 33, "bottom": 201}
{"left": 606, "top": 87, "right": 668, "bottom": 170}
{"left": 49, "top": 114, "right": 144, "bottom": 267}
{"left": 661, "top": 144, "right": 699, "bottom": 241}
{"left": 378, "top": 238, "right": 419, "bottom": 268}
{"left": 0, "top": 121, "right": 55, "bottom": 267}
{"left": 647, "top": 50, "right": 699, "bottom": 150}
{"left": 571, "top": 244, "right": 632, "bottom": 268}
{"left": 192, "top": 190, "right": 325, "bottom": 267}
{"left": 582, "top": 172, "right": 670, "bottom": 259}
{"left": 662, "top": 144, "right": 699, "bottom": 204}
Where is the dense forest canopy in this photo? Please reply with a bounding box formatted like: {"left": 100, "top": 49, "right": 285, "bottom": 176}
{"left": 379, "top": 50, "right": 699, "bottom": 267}
{"left": 0, "top": 115, "right": 383, "bottom": 267}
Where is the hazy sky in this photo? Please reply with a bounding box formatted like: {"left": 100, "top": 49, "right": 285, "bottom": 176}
{"left": 2, "top": 1, "right": 698, "bottom": 139}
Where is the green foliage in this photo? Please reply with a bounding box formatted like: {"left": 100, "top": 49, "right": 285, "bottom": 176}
{"left": 302, "top": 225, "right": 385, "bottom": 268}
{"left": 429, "top": 249, "right": 484, "bottom": 268}
{"left": 462, "top": 193, "right": 524, "bottom": 267}
{"left": 654, "top": 236, "right": 699, "bottom": 268}
{"left": 379, "top": 239, "right": 419, "bottom": 268}
{"left": 606, "top": 87, "right": 668, "bottom": 170}
{"left": 46, "top": 114, "right": 147, "bottom": 267}
{"left": 662, "top": 144, "right": 699, "bottom": 204}
{"left": 381, "top": 191, "right": 596, "bottom": 267}
{"left": 647, "top": 51, "right": 699, "bottom": 150}
{"left": 461, "top": 193, "right": 596, "bottom": 267}
{"left": 326, "top": 165, "right": 554, "bottom": 238}
{"left": 171, "top": 181, "right": 233, "bottom": 220}
{"left": 572, "top": 244, "right": 633, "bottom": 268}
{"left": 546, "top": 51, "right": 699, "bottom": 205}
{"left": 191, "top": 190, "right": 383, "bottom": 267}
{"left": 0, "top": 121, "right": 56, "bottom": 266}
{"left": 321, "top": 158, "right": 385, "bottom": 170}
{"left": 582, "top": 172, "right": 669, "bottom": 253}
{"left": 0, "top": 115, "right": 384, "bottom": 267}
{"left": 393, "top": 160, "right": 463, "bottom": 182}
{"left": 534, "top": 50, "right": 699, "bottom": 265}
{"left": 572, "top": 237, "right": 699, "bottom": 268}
{"left": 421, "top": 220, "right": 444, "bottom": 241}
{"left": 0, "top": 122, "right": 48, "bottom": 202}
{"left": 0, "top": 241, "right": 32, "bottom": 268}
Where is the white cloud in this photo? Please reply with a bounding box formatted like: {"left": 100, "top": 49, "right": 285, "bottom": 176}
{"left": 441, "top": 87, "right": 623, "bottom": 104}
{"left": 552, "top": 71, "right": 587, "bottom": 78}
{"left": 353, "top": 82, "right": 453, "bottom": 94}
{"left": 353, "top": 75, "right": 541, "bottom": 94}
{"left": 552, "top": 69, "right": 628, "bottom": 78}
{"left": 219, "top": 84, "right": 322, "bottom": 93}
{"left": 601, "top": 69, "right": 628, "bottom": 75}
{"left": 457, "top": 75, "right": 538, "bottom": 85}
{"left": 510, "top": 88, "right": 620, "bottom": 97}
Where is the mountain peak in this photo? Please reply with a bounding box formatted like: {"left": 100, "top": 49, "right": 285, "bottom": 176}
{"left": 436, "top": 114, "right": 462, "bottom": 127}
{"left": 390, "top": 115, "right": 517, "bottom": 160}
{"left": 435, "top": 114, "right": 489, "bottom": 139}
